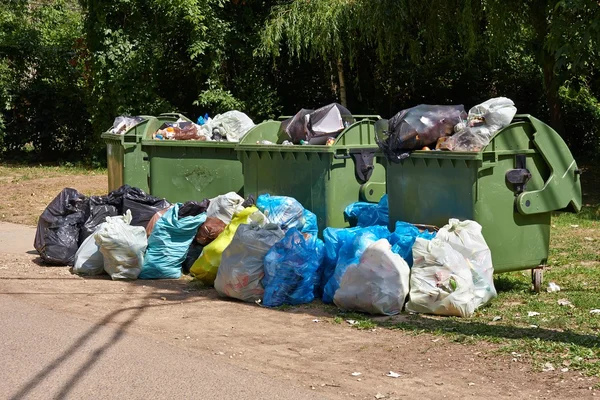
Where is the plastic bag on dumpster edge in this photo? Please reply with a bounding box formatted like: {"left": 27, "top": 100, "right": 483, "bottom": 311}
{"left": 122, "top": 187, "right": 171, "bottom": 228}
{"left": 34, "top": 188, "right": 89, "bottom": 265}
{"left": 95, "top": 210, "right": 147, "bottom": 280}
{"left": 80, "top": 196, "right": 118, "bottom": 242}
{"left": 406, "top": 237, "right": 479, "bottom": 317}
{"left": 139, "top": 204, "right": 207, "bottom": 279}
{"left": 467, "top": 97, "right": 517, "bottom": 133}
{"left": 262, "top": 228, "right": 325, "bottom": 307}
{"left": 199, "top": 111, "right": 255, "bottom": 142}
{"left": 334, "top": 239, "right": 410, "bottom": 315}
{"left": 344, "top": 194, "right": 388, "bottom": 227}
{"left": 443, "top": 98, "right": 517, "bottom": 152}
{"left": 375, "top": 105, "right": 466, "bottom": 161}
{"left": 214, "top": 223, "right": 285, "bottom": 302}
{"left": 190, "top": 207, "right": 266, "bottom": 285}
{"left": 436, "top": 219, "right": 497, "bottom": 306}
{"left": 206, "top": 192, "right": 245, "bottom": 225}
{"left": 322, "top": 225, "right": 391, "bottom": 303}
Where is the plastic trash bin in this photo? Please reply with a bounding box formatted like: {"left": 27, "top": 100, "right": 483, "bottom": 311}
{"left": 379, "top": 114, "right": 582, "bottom": 292}
{"left": 237, "top": 115, "right": 387, "bottom": 233}
{"left": 101, "top": 113, "right": 190, "bottom": 193}
{"left": 141, "top": 125, "right": 244, "bottom": 204}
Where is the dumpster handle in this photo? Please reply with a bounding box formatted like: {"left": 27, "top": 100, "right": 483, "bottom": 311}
{"left": 333, "top": 153, "right": 352, "bottom": 159}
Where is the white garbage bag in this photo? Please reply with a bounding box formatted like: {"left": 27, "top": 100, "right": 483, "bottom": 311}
{"left": 206, "top": 192, "right": 245, "bottom": 224}
{"left": 94, "top": 210, "right": 147, "bottom": 280}
{"left": 214, "top": 223, "right": 285, "bottom": 302}
{"left": 334, "top": 239, "right": 410, "bottom": 315}
{"left": 202, "top": 111, "right": 255, "bottom": 142}
{"left": 406, "top": 237, "right": 479, "bottom": 317}
{"left": 436, "top": 219, "right": 497, "bottom": 306}
{"left": 467, "top": 97, "right": 517, "bottom": 134}
{"left": 73, "top": 229, "right": 105, "bottom": 276}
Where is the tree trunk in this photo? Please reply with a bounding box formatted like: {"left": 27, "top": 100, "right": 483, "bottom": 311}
{"left": 336, "top": 58, "right": 347, "bottom": 107}
{"left": 542, "top": 53, "right": 566, "bottom": 142}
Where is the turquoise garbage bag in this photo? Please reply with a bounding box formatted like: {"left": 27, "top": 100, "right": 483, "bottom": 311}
{"left": 262, "top": 228, "right": 324, "bottom": 307}
{"left": 139, "top": 204, "right": 206, "bottom": 279}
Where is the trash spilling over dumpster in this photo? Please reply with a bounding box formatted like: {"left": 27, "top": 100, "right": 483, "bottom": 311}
{"left": 375, "top": 97, "right": 518, "bottom": 161}
{"left": 152, "top": 111, "right": 255, "bottom": 142}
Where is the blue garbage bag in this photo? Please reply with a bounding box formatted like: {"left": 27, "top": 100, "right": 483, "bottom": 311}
{"left": 320, "top": 226, "right": 362, "bottom": 296}
{"left": 139, "top": 204, "right": 206, "bottom": 279}
{"left": 302, "top": 209, "right": 318, "bottom": 235}
{"left": 257, "top": 194, "right": 305, "bottom": 231}
{"left": 322, "top": 225, "right": 391, "bottom": 303}
{"left": 389, "top": 221, "right": 436, "bottom": 266}
{"left": 343, "top": 194, "right": 389, "bottom": 227}
{"left": 262, "top": 228, "right": 325, "bottom": 307}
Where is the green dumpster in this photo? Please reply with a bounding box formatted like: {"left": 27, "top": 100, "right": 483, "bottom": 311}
{"left": 141, "top": 125, "right": 244, "bottom": 204}
{"left": 237, "top": 116, "right": 387, "bottom": 233}
{"left": 101, "top": 113, "right": 190, "bottom": 193}
{"left": 380, "top": 114, "right": 582, "bottom": 291}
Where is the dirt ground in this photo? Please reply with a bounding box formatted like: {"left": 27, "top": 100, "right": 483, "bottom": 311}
{"left": 0, "top": 171, "right": 598, "bottom": 399}
{"left": 0, "top": 171, "right": 107, "bottom": 225}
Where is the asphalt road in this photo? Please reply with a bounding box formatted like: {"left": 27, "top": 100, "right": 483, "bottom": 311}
{"left": 0, "top": 296, "right": 329, "bottom": 400}
{"left": 0, "top": 221, "right": 327, "bottom": 400}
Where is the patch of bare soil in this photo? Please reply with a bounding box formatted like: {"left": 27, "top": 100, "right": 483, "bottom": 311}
{"left": 0, "top": 175, "right": 107, "bottom": 225}
{"left": 0, "top": 252, "right": 596, "bottom": 400}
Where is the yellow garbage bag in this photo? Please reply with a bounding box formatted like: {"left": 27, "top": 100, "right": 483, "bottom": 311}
{"left": 190, "top": 206, "right": 263, "bottom": 285}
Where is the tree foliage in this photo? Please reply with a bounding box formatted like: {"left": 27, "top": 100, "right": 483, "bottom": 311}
{"left": 0, "top": 0, "right": 598, "bottom": 163}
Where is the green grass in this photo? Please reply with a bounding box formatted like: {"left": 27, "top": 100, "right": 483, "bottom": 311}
{"left": 0, "top": 162, "right": 106, "bottom": 182}
{"left": 327, "top": 207, "right": 600, "bottom": 377}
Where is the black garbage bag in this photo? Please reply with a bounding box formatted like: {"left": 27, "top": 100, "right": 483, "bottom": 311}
{"left": 105, "top": 184, "right": 133, "bottom": 212}
{"left": 34, "top": 188, "right": 89, "bottom": 265}
{"left": 375, "top": 105, "right": 466, "bottom": 162}
{"left": 178, "top": 199, "right": 209, "bottom": 219}
{"left": 182, "top": 241, "right": 204, "bottom": 275}
{"left": 122, "top": 187, "right": 171, "bottom": 228}
{"left": 281, "top": 109, "right": 313, "bottom": 144}
{"left": 241, "top": 194, "right": 255, "bottom": 208}
{"left": 80, "top": 196, "right": 119, "bottom": 242}
{"left": 306, "top": 103, "right": 354, "bottom": 144}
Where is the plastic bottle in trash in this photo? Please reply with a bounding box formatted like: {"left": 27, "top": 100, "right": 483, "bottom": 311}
{"left": 282, "top": 140, "right": 294, "bottom": 146}
{"left": 300, "top": 140, "right": 309, "bottom": 145}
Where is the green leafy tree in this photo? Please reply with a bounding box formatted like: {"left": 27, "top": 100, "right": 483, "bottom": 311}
{"left": 0, "top": 0, "right": 92, "bottom": 160}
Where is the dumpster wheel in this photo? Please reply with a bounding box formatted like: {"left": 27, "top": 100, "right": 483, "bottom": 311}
{"left": 531, "top": 267, "right": 544, "bottom": 293}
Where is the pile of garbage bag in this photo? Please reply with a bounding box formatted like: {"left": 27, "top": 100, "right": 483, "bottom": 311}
{"left": 376, "top": 97, "right": 517, "bottom": 161}
{"left": 152, "top": 111, "right": 255, "bottom": 142}
{"left": 36, "top": 187, "right": 497, "bottom": 317}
